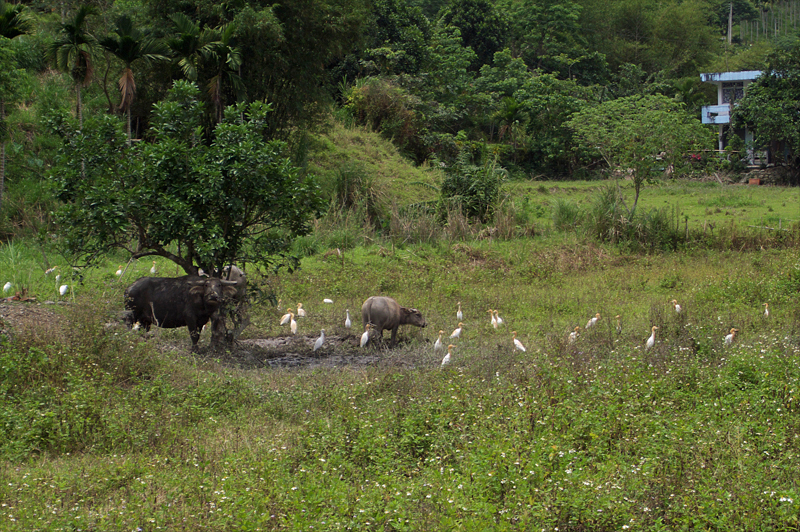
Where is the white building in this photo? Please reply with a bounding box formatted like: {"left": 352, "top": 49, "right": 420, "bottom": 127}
{"left": 700, "top": 70, "right": 763, "bottom": 164}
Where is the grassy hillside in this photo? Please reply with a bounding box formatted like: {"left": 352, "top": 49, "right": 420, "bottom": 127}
{"left": 306, "top": 119, "right": 442, "bottom": 208}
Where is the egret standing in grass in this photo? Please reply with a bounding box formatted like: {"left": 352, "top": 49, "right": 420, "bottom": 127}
{"left": 324, "top": 298, "right": 334, "bottom": 304}
{"left": 645, "top": 326, "right": 658, "bottom": 350}
{"left": 297, "top": 303, "right": 306, "bottom": 317}
{"left": 494, "top": 310, "right": 504, "bottom": 327}
{"left": 2, "top": 282, "right": 11, "bottom": 294}
{"left": 360, "top": 324, "right": 372, "bottom": 347}
{"left": 450, "top": 322, "right": 463, "bottom": 339}
{"left": 290, "top": 312, "right": 297, "bottom": 335}
{"left": 615, "top": 315, "right": 622, "bottom": 335}
{"left": 763, "top": 303, "right": 769, "bottom": 318}
{"left": 115, "top": 265, "right": 123, "bottom": 276}
{"left": 280, "top": 308, "right": 293, "bottom": 326}
{"left": 457, "top": 302, "right": 463, "bottom": 322}
{"left": 568, "top": 326, "right": 580, "bottom": 344}
{"left": 345, "top": 309, "right": 352, "bottom": 329}
{"left": 672, "top": 299, "right": 682, "bottom": 313}
{"left": 441, "top": 344, "right": 454, "bottom": 368}
{"left": 512, "top": 331, "right": 526, "bottom": 352}
{"left": 488, "top": 309, "right": 497, "bottom": 329}
{"left": 59, "top": 284, "right": 69, "bottom": 297}
{"left": 434, "top": 330, "right": 444, "bottom": 352}
{"left": 150, "top": 261, "right": 157, "bottom": 274}
{"left": 586, "top": 313, "right": 600, "bottom": 329}
{"left": 724, "top": 328, "right": 738, "bottom": 345}
{"left": 313, "top": 329, "right": 325, "bottom": 352}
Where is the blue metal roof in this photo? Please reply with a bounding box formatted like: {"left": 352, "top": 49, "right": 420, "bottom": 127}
{"left": 700, "top": 71, "right": 762, "bottom": 83}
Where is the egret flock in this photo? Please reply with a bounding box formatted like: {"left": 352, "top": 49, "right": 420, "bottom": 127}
{"left": 2, "top": 261, "right": 762, "bottom": 369}
{"left": 275, "top": 296, "right": 761, "bottom": 370}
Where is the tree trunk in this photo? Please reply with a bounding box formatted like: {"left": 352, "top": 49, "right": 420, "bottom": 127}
{"left": 126, "top": 105, "right": 132, "bottom": 146}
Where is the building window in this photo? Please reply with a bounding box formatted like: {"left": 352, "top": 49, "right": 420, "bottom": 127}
{"left": 722, "top": 81, "right": 744, "bottom": 104}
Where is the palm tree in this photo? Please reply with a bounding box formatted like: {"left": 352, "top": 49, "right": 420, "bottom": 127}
{"left": 49, "top": 5, "right": 97, "bottom": 129}
{"left": 0, "top": 1, "right": 31, "bottom": 214}
{"left": 205, "top": 22, "right": 245, "bottom": 123}
{"left": 0, "top": 1, "right": 29, "bottom": 39}
{"left": 165, "top": 13, "right": 217, "bottom": 83}
{"left": 100, "top": 15, "right": 168, "bottom": 144}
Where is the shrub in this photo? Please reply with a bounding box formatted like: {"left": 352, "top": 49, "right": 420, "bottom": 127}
{"left": 439, "top": 149, "right": 506, "bottom": 223}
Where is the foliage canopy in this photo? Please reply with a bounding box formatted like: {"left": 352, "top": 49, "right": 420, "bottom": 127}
{"left": 52, "top": 81, "right": 325, "bottom": 275}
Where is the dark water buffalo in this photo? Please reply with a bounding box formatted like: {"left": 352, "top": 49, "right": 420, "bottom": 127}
{"left": 124, "top": 275, "right": 239, "bottom": 348}
{"left": 361, "top": 296, "right": 427, "bottom": 347}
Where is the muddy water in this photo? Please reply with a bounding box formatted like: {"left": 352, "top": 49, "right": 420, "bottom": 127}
{"left": 232, "top": 334, "right": 385, "bottom": 369}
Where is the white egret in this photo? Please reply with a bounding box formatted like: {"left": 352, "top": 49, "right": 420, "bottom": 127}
{"left": 297, "top": 303, "right": 306, "bottom": 317}
{"left": 434, "top": 330, "right": 444, "bottom": 352}
{"left": 115, "top": 265, "right": 123, "bottom": 276}
{"left": 289, "top": 312, "right": 298, "bottom": 335}
{"left": 494, "top": 310, "right": 504, "bottom": 327}
{"left": 441, "top": 344, "right": 454, "bottom": 368}
{"left": 313, "top": 329, "right": 325, "bottom": 352}
{"left": 277, "top": 298, "right": 282, "bottom": 311}
{"left": 345, "top": 309, "right": 352, "bottom": 329}
{"left": 2, "top": 282, "right": 11, "bottom": 293}
{"left": 512, "top": 331, "right": 526, "bottom": 352}
{"left": 585, "top": 313, "right": 600, "bottom": 329}
{"left": 488, "top": 309, "right": 497, "bottom": 329}
{"left": 280, "top": 308, "right": 293, "bottom": 326}
{"left": 724, "top": 328, "right": 738, "bottom": 345}
{"left": 457, "top": 302, "right": 463, "bottom": 322}
{"left": 568, "top": 326, "right": 580, "bottom": 344}
{"left": 672, "top": 299, "right": 682, "bottom": 313}
{"left": 59, "top": 284, "right": 69, "bottom": 296}
{"left": 323, "top": 298, "right": 334, "bottom": 304}
{"left": 645, "top": 326, "right": 658, "bottom": 350}
{"left": 55, "top": 274, "right": 61, "bottom": 283}
{"left": 150, "top": 261, "right": 157, "bottom": 274}
{"left": 450, "top": 322, "right": 463, "bottom": 339}
{"left": 615, "top": 315, "right": 622, "bottom": 335}
{"left": 45, "top": 266, "right": 57, "bottom": 275}
{"left": 763, "top": 303, "right": 769, "bottom": 318}
{"left": 360, "top": 324, "right": 371, "bottom": 347}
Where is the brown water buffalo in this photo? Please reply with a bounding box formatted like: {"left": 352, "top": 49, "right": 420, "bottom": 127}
{"left": 361, "top": 296, "right": 427, "bottom": 347}
{"left": 124, "top": 275, "right": 239, "bottom": 349}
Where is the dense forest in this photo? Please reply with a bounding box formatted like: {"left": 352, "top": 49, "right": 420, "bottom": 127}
{"left": 1, "top": 0, "right": 799, "bottom": 249}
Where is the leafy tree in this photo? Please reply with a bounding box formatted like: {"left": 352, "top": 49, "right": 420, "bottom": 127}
{"left": 0, "top": 1, "right": 30, "bottom": 214}
{"left": 235, "top": 0, "right": 369, "bottom": 134}
{"left": 566, "top": 94, "right": 714, "bottom": 214}
{"left": 52, "top": 81, "right": 325, "bottom": 276}
{"left": 499, "top": 0, "right": 608, "bottom": 84}
{"left": 732, "top": 37, "right": 800, "bottom": 182}
{"left": 100, "top": 15, "right": 169, "bottom": 144}
{"left": 49, "top": 5, "right": 97, "bottom": 129}
{"left": 361, "top": 0, "right": 431, "bottom": 76}
{"left": 710, "top": 0, "right": 759, "bottom": 35}
{"left": 440, "top": 0, "right": 509, "bottom": 70}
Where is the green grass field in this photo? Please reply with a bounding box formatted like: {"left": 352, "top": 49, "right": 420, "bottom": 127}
{"left": 2, "top": 200, "right": 800, "bottom": 530}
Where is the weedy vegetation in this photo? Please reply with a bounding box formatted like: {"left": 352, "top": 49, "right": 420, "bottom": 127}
{"left": 1, "top": 127, "right": 800, "bottom": 531}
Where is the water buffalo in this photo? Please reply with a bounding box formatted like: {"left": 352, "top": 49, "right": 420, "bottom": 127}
{"left": 361, "top": 296, "right": 427, "bottom": 347}
{"left": 124, "top": 275, "right": 239, "bottom": 349}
